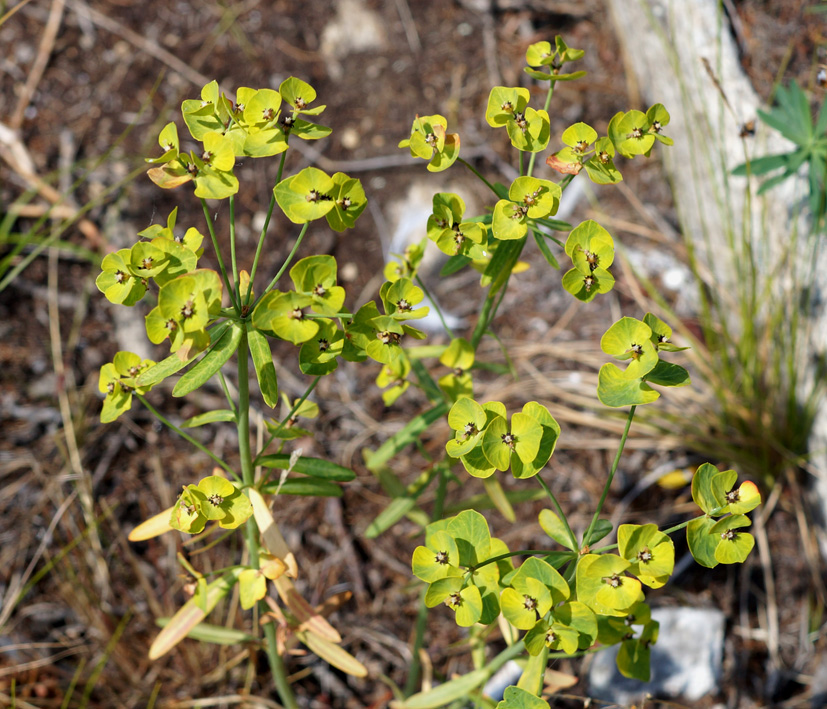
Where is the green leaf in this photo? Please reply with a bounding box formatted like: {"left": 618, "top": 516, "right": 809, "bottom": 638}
{"left": 498, "top": 684, "right": 550, "bottom": 709}
{"left": 617, "top": 634, "right": 654, "bottom": 681}
{"left": 645, "top": 360, "right": 690, "bottom": 387}
{"left": 597, "top": 363, "right": 660, "bottom": 407}
{"left": 173, "top": 322, "right": 242, "bottom": 397}
{"left": 686, "top": 516, "right": 720, "bottom": 568}
{"left": 532, "top": 230, "right": 559, "bottom": 269}
{"left": 441, "top": 253, "right": 472, "bottom": 276}
{"left": 539, "top": 509, "right": 575, "bottom": 550}
{"left": 399, "top": 669, "right": 490, "bottom": 708}
{"left": 182, "top": 409, "right": 236, "bottom": 427}
{"left": 257, "top": 454, "right": 355, "bottom": 482}
{"left": 711, "top": 515, "right": 755, "bottom": 564}
{"left": 691, "top": 462, "right": 737, "bottom": 515}
{"left": 448, "top": 509, "right": 491, "bottom": 566}
{"left": 263, "top": 477, "right": 343, "bottom": 497}
{"left": 140, "top": 328, "right": 224, "bottom": 388}
{"left": 365, "top": 402, "right": 449, "bottom": 471}
{"left": 248, "top": 326, "right": 279, "bottom": 408}
{"left": 585, "top": 518, "right": 614, "bottom": 546}
{"left": 154, "top": 619, "right": 256, "bottom": 646}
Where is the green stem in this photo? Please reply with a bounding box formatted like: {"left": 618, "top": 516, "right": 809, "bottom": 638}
{"left": 470, "top": 549, "right": 571, "bottom": 573}
{"left": 414, "top": 274, "right": 454, "bottom": 339}
{"left": 526, "top": 75, "right": 555, "bottom": 177}
{"left": 257, "top": 222, "right": 310, "bottom": 305}
{"left": 583, "top": 405, "right": 637, "bottom": 547}
{"left": 536, "top": 475, "right": 579, "bottom": 552}
{"left": 246, "top": 151, "right": 287, "bottom": 307}
{"left": 200, "top": 198, "right": 240, "bottom": 313}
{"left": 253, "top": 375, "right": 322, "bottom": 469}
{"left": 218, "top": 371, "right": 237, "bottom": 416}
{"left": 136, "top": 394, "right": 239, "bottom": 482}
{"left": 229, "top": 195, "right": 240, "bottom": 307}
{"left": 458, "top": 157, "right": 499, "bottom": 198}
{"left": 590, "top": 516, "right": 702, "bottom": 555}
{"left": 404, "top": 469, "right": 449, "bottom": 697}
{"left": 236, "top": 328, "right": 298, "bottom": 708}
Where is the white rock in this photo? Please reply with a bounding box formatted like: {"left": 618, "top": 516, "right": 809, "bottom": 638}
{"left": 588, "top": 606, "right": 725, "bottom": 704}
{"left": 320, "top": 0, "right": 387, "bottom": 80}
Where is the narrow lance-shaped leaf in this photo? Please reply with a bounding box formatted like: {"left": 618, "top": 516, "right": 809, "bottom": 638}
{"left": 247, "top": 326, "right": 279, "bottom": 408}
{"left": 148, "top": 569, "right": 241, "bottom": 659}
{"left": 173, "top": 322, "right": 243, "bottom": 397}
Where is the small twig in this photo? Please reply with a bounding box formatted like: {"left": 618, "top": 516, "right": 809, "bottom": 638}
{"left": 48, "top": 247, "right": 111, "bottom": 600}
{"left": 65, "top": 0, "right": 210, "bottom": 88}
{"left": 11, "top": 0, "right": 65, "bottom": 130}
{"left": 392, "top": 0, "right": 421, "bottom": 53}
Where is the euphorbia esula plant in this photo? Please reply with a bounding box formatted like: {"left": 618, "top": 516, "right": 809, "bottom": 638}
{"left": 96, "top": 37, "right": 760, "bottom": 707}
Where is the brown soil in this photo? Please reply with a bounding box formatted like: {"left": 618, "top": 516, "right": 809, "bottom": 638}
{"left": 1, "top": 0, "right": 825, "bottom": 707}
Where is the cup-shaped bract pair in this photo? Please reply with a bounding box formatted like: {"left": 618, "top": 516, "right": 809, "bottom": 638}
{"left": 299, "top": 318, "right": 345, "bottom": 376}
{"left": 597, "top": 315, "right": 691, "bottom": 407}
{"left": 96, "top": 248, "right": 149, "bottom": 306}
{"left": 576, "top": 553, "right": 645, "bottom": 619}
{"left": 486, "top": 86, "right": 551, "bottom": 153}
{"left": 492, "top": 176, "right": 561, "bottom": 241}
{"left": 561, "top": 220, "right": 616, "bottom": 302}
{"left": 275, "top": 167, "right": 366, "bottom": 231}
{"left": 145, "top": 269, "right": 224, "bottom": 360}
{"left": 500, "top": 556, "right": 569, "bottom": 630}
{"left": 438, "top": 337, "right": 475, "bottom": 401}
{"left": 289, "top": 255, "right": 346, "bottom": 317}
{"left": 379, "top": 277, "right": 428, "bottom": 321}
{"left": 375, "top": 354, "right": 411, "bottom": 406}
{"left": 147, "top": 125, "right": 240, "bottom": 200}
{"left": 524, "top": 36, "right": 586, "bottom": 82}
{"left": 98, "top": 351, "right": 156, "bottom": 422}
{"left": 416, "top": 510, "right": 508, "bottom": 627}
{"left": 137, "top": 209, "right": 204, "bottom": 281}
{"left": 617, "top": 523, "right": 675, "bottom": 589}
{"left": 546, "top": 125, "right": 622, "bottom": 185}
{"left": 170, "top": 475, "right": 253, "bottom": 534}
{"left": 426, "top": 193, "right": 486, "bottom": 257}
{"left": 445, "top": 399, "right": 559, "bottom": 479}
{"left": 399, "top": 114, "right": 461, "bottom": 172}
{"left": 597, "top": 602, "right": 660, "bottom": 681}
{"left": 523, "top": 600, "right": 598, "bottom": 657}
{"left": 607, "top": 103, "right": 673, "bottom": 159}
{"left": 686, "top": 463, "right": 761, "bottom": 568}
{"left": 365, "top": 315, "right": 425, "bottom": 365}
{"left": 252, "top": 291, "right": 318, "bottom": 346}
{"left": 239, "top": 79, "right": 331, "bottom": 158}
{"left": 384, "top": 239, "right": 426, "bottom": 283}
